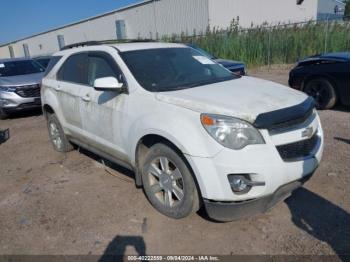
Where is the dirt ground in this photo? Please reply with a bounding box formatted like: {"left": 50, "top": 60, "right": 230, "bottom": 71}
{"left": 0, "top": 66, "right": 349, "bottom": 257}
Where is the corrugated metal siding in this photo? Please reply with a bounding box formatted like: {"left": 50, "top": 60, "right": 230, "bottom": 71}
{"left": 208, "top": 0, "right": 319, "bottom": 29}
{"left": 151, "top": 0, "right": 209, "bottom": 37}
{"left": 0, "top": 0, "right": 209, "bottom": 59}
{"left": 0, "top": 46, "right": 10, "bottom": 59}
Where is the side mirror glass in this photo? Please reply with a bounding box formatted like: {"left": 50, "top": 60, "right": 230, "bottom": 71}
{"left": 93, "top": 77, "right": 124, "bottom": 91}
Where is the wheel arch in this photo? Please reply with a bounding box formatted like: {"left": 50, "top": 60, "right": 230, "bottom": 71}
{"left": 42, "top": 104, "right": 55, "bottom": 119}
{"left": 133, "top": 133, "right": 203, "bottom": 203}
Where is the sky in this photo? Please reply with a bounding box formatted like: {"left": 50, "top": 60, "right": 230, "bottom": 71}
{"left": 0, "top": 0, "right": 141, "bottom": 45}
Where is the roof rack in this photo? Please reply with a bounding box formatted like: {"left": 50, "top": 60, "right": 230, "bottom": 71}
{"left": 60, "top": 39, "right": 157, "bottom": 50}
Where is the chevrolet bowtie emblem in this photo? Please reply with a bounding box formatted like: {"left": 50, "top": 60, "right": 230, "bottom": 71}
{"left": 302, "top": 126, "right": 314, "bottom": 138}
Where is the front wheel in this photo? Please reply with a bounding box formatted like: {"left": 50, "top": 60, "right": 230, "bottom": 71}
{"left": 47, "top": 114, "right": 73, "bottom": 152}
{"left": 141, "top": 143, "right": 200, "bottom": 219}
{"left": 304, "top": 78, "right": 337, "bottom": 110}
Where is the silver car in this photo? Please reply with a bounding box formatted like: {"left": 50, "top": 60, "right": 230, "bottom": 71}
{"left": 0, "top": 58, "right": 45, "bottom": 119}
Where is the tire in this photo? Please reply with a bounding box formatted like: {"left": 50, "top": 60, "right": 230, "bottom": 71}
{"left": 304, "top": 78, "right": 337, "bottom": 110}
{"left": 47, "top": 114, "right": 73, "bottom": 152}
{"left": 141, "top": 143, "right": 200, "bottom": 219}
{"left": 0, "top": 108, "right": 8, "bottom": 120}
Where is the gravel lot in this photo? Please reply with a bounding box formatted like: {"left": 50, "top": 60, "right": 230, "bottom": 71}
{"left": 0, "top": 66, "right": 349, "bottom": 257}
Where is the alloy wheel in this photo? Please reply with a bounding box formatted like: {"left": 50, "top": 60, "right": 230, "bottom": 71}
{"left": 49, "top": 122, "right": 63, "bottom": 150}
{"left": 147, "top": 156, "right": 185, "bottom": 208}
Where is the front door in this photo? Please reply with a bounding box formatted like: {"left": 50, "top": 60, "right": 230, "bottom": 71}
{"left": 79, "top": 51, "right": 129, "bottom": 160}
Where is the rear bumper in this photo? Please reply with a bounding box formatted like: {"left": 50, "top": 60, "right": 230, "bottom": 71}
{"left": 204, "top": 171, "right": 315, "bottom": 222}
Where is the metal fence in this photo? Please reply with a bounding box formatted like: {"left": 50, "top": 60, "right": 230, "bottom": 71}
{"left": 168, "top": 15, "right": 350, "bottom": 67}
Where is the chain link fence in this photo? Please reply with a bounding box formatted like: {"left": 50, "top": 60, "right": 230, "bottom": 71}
{"left": 165, "top": 16, "right": 350, "bottom": 68}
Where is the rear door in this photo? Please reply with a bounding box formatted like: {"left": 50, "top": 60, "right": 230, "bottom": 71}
{"left": 55, "top": 53, "right": 88, "bottom": 135}
{"left": 79, "top": 51, "right": 129, "bottom": 160}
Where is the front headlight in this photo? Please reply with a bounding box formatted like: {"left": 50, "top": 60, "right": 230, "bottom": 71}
{"left": 0, "top": 86, "right": 16, "bottom": 92}
{"left": 201, "top": 114, "right": 265, "bottom": 150}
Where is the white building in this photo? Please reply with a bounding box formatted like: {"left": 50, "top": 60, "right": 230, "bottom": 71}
{"left": 0, "top": 0, "right": 345, "bottom": 59}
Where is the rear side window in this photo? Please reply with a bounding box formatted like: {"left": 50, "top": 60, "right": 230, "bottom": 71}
{"left": 57, "top": 53, "right": 88, "bottom": 85}
{"left": 87, "top": 52, "right": 123, "bottom": 86}
{"left": 44, "top": 56, "right": 62, "bottom": 77}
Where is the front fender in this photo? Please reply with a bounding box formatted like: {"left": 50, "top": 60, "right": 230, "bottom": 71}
{"left": 126, "top": 106, "right": 223, "bottom": 165}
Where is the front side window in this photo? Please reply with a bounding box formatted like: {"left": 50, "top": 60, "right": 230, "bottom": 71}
{"left": 87, "top": 53, "right": 122, "bottom": 86}
{"left": 57, "top": 53, "right": 88, "bottom": 85}
{"left": 0, "top": 60, "right": 44, "bottom": 77}
{"left": 120, "top": 48, "right": 237, "bottom": 92}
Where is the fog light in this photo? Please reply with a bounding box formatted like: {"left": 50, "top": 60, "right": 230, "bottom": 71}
{"left": 228, "top": 174, "right": 266, "bottom": 194}
{"left": 232, "top": 177, "right": 247, "bottom": 191}
{"left": 228, "top": 175, "right": 251, "bottom": 193}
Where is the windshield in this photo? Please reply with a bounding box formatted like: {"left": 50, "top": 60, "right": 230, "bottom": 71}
{"left": 0, "top": 60, "right": 44, "bottom": 77}
{"left": 120, "top": 48, "right": 237, "bottom": 92}
{"left": 188, "top": 45, "right": 215, "bottom": 59}
{"left": 35, "top": 58, "right": 51, "bottom": 69}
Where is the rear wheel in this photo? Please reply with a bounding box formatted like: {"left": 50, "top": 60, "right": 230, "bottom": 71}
{"left": 47, "top": 114, "right": 73, "bottom": 152}
{"left": 304, "top": 78, "right": 337, "bottom": 110}
{"left": 141, "top": 143, "right": 200, "bottom": 219}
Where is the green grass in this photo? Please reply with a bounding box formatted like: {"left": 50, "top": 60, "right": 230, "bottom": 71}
{"left": 164, "top": 19, "right": 350, "bottom": 68}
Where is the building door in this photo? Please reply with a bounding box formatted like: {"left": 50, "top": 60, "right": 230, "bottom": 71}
{"left": 57, "top": 35, "right": 65, "bottom": 50}
{"left": 8, "top": 46, "right": 14, "bottom": 58}
{"left": 23, "top": 44, "right": 30, "bottom": 57}
{"left": 116, "top": 20, "right": 127, "bottom": 39}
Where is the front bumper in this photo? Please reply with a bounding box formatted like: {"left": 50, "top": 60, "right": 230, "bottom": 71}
{"left": 187, "top": 112, "right": 323, "bottom": 201}
{"left": 0, "top": 91, "right": 41, "bottom": 113}
{"left": 204, "top": 172, "right": 315, "bottom": 221}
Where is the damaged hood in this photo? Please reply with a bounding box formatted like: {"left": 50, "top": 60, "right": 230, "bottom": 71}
{"left": 156, "top": 76, "right": 308, "bottom": 123}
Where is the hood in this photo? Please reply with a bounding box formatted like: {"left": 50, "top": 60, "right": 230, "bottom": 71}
{"left": 156, "top": 76, "right": 308, "bottom": 124}
{"left": 214, "top": 58, "right": 244, "bottom": 67}
{"left": 0, "top": 72, "right": 45, "bottom": 87}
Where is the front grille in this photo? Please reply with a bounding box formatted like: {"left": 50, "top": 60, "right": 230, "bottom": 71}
{"left": 276, "top": 132, "right": 319, "bottom": 161}
{"left": 15, "top": 84, "right": 41, "bottom": 98}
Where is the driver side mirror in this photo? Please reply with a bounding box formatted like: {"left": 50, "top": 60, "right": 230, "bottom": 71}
{"left": 93, "top": 77, "right": 124, "bottom": 91}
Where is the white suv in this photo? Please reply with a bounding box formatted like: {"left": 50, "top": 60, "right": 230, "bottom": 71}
{"left": 41, "top": 42, "right": 324, "bottom": 221}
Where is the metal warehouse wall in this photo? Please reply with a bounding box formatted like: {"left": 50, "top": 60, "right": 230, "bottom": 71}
{"left": 0, "top": 0, "right": 209, "bottom": 59}
{"left": 208, "top": 0, "right": 319, "bottom": 29}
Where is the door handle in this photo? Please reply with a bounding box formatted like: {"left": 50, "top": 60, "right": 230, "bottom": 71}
{"left": 53, "top": 85, "right": 61, "bottom": 92}
{"left": 82, "top": 94, "right": 91, "bottom": 102}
